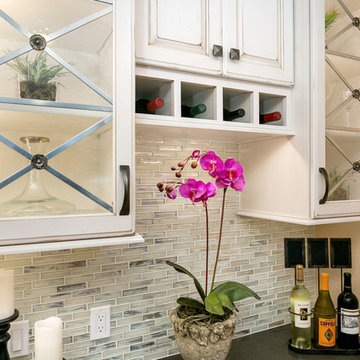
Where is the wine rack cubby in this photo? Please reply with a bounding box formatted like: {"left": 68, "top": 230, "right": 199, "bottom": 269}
{"left": 222, "top": 88, "right": 252, "bottom": 123}
{"left": 259, "top": 93, "right": 286, "bottom": 126}
{"left": 135, "top": 76, "right": 173, "bottom": 116}
{"left": 135, "top": 67, "right": 293, "bottom": 140}
{"left": 181, "top": 82, "right": 215, "bottom": 120}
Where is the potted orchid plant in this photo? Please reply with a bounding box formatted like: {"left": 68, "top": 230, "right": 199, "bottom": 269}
{"left": 157, "top": 150, "right": 260, "bottom": 360}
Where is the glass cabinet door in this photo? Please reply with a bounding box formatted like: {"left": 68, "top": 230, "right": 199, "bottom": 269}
{"left": 0, "top": 0, "right": 134, "bottom": 244}
{"left": 315, "top": 0, "right": 360, "bottom": 217}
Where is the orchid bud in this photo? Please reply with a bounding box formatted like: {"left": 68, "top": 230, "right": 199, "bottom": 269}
{"left": 171, "top": 166, "right": 177, "bottom": 171}
{"left": 157, "top": 182, "right": 164, "bottom": 192}
{"left": 165, "top": 184, "right": 174, "bottom": 193}
{"left": 178, "top": 161, "right": 185, "bottom": 167}
{"left": 191, "top": 161, "right": 198, "bottom": 169}
{"left": 175, "top": 172, "right": 182, "bottom": 178}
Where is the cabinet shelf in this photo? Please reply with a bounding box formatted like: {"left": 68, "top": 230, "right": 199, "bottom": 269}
{"left": 136, "top": 115, "right": 295, "bottom": 143}
{"left": 0, "top": 97, "right": 112, "bottom": 118}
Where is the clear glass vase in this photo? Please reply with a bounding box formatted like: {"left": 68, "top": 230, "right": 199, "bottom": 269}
{"left": 0, "top": 136, "right": 75, "bottom": 217}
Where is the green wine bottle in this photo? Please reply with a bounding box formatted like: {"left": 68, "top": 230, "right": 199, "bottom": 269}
{"left": 290, "top": 265, "right": 311, "bottom": 349}
{"left": 314, "top": 273, "right": 336, "bottom": 348}
{"left": 181, "top": 104, "right": 206, "bottom": 118}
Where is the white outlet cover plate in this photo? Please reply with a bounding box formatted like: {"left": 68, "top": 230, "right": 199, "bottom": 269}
{"left": 8, "top": 320, "right": 29, "bottom": 357}
{"left": 90, "top": 305, "right": 111, "bottom": 340}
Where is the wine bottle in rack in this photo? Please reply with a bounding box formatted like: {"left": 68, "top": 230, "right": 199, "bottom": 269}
{"left": 223, "top": 108, "right": 246, "bottom": 121}
{"left": 181, "top": 104, "right": 207, "bottom": 118}
{"left": 259, "top": 111, "right": 281, "bottom": 124}
{"left": 313, "top": 273, "right": 336, "bottom": 348}
{"left": 337, "top": 272, "right": 359, "bottom": 349}
{"left": 290, "top": 264, "right": 311, "bottom": 349}
{"left": 136, "top": 97, "right": 164, "bottom": 114}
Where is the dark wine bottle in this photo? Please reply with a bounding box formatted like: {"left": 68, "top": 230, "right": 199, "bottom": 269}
{"left": 260, "top": 111, "right": 281, "bottom": 124}
{"left": 136, "top": 97, "right": 164, "bottom": 114}
{"left": 223, "top": 108, "right": 246, "bottom": 121}
{"left": 181, "top": 104, "right": 206, "bottom": 118}
{"left": 313, "top": 273, "right": 336, "bottom": 348}
{"left": 337, "top": 273, "right": 359, "bottom": 349}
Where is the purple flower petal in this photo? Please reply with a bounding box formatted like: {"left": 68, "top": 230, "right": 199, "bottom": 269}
{"left": 231, "top": 175, "right": 246, "bottom": 192}
{"left": 179, "top": 178, "right": 206, "bottom": 203}
{"left": 200, "top": 151, "right": 224, "bottom": 177}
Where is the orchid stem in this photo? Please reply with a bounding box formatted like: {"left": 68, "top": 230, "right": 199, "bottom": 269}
{"left": 210, "top": 187, "right": 227, "bottom": 292}
{"left": 204, "top": 202, "right": 209, "bottom": 296}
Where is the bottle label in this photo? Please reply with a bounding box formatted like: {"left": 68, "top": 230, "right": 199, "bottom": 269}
{"left": 318, "top": 317, "right": 336, "bottom": 347}
{"left": 294, "top": 301, "right": 311, "bottom": 328}
{"left": 340, "top": 308, "right": 359, "bottom": 335}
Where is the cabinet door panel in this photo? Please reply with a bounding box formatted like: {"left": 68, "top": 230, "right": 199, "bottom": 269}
{"left": 135, "top": 0, "right": 222, "bottom": 74}
{"left": 223, "top": 0, "right": 294, "bottom": 85}
{"left": 315, "top": 0, "right": 360, "bottom": 217}
{"left": 0, "top": 0, "right": 134, "bottom": 244}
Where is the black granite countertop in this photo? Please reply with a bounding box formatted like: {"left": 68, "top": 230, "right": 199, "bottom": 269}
{"left": 161, "top": 325, "right": 358, "bottom": 360}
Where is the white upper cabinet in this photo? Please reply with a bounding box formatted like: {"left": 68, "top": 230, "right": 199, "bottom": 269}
{"left": 135, "top": 0, "right": 223, "bottom": 74}
{"left": 135, "top": 0, "right": 294, "bottom": 85}
{"left": 223, "top": 0, "right": 294, "bottom": 85}
{"left": 0, "top": 0, "right": 135, "bottom": 247}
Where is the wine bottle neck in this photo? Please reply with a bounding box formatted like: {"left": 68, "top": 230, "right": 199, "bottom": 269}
{"left": 343, "top": 285, "right": 352, "bottom": 293}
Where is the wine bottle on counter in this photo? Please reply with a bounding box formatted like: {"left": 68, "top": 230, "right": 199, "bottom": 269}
{"left": 136, "top": 97, "right": 164, "bottom": 114}
{"left": 337, "top": 272, "right": 359, "bottom": 349}
{"left": 290, "top": 264, "right": 311, "bottom": 349}
{"left": 314, "top": 273, "right": 336, "bottom": 348}
{"left": 223, "top": 108, "right": 246, "bottom": 121}
{"left": 259, "top": 111, "right": 281, "bottom": 124}
{"left": 181, "top": 104, "right": 207, "bottom": 118}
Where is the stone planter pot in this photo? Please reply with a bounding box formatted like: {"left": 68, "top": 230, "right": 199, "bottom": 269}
{"left": 20, "top": 81, "right": 56, "bottom": 101}
{"left": 170, "top": 308, "right": 236, "bottom": 360}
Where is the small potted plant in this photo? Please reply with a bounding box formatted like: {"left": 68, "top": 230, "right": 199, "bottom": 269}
{"left": 5, "top": 51, "right": 68, "bottom": 101}
{"left": 157, "top": 150, "right": 260, "bottom": 360}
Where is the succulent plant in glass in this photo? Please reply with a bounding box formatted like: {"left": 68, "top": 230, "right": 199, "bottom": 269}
{"left": 5, "top": 51, "right": 68, "bottom": 101}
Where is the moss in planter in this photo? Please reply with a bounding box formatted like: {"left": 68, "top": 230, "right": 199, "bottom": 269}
{"left": 20, "top": 81, "right": 57, "bottom": 101}
{"left": 177, "top": 305, "right": 233, "bottom": 326}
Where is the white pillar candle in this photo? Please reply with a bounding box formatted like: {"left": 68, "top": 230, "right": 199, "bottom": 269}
{"left": 0, "top": 268, "right": 14, "bottom": 319}
{"left": 35, "top": 317, "right": 63, "bottom": 360}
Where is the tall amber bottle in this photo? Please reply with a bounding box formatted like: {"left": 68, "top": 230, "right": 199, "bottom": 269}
{"left": 313, "top": 273, "right": 336, "bottom": 348}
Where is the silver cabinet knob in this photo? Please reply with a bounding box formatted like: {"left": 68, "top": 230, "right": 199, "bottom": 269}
{"left": 212, "top": 44, "right": 223, "bottom": 57}
{"left": 229, "top": 48, "right": 240, "bottom": 60}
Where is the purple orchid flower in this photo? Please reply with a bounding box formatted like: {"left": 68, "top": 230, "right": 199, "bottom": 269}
{"left": 191, "top": 149, "right": 202, "bottom": 159}
{"left": 200, "top": 182, "right": 217, "bottom": 203}
{"left": 179, "top": 178, "right": 206, "bottom": 203}
{"left": 200, "top": 151, "right": 224, "bottom": 177}
{"left": 215, "top": 158, "right": 245, "bottom": 192}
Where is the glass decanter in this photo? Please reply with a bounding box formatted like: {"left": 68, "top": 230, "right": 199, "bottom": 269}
{"left": 0, "top": 136, "right": 75, "bottom": 217}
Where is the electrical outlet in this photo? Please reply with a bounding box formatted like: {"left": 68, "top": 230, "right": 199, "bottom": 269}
{"left": 8, "top": 320, "right": 29, "bottom": 357}
{"left": 90, "top": 305, "right": 111, "bottom": 340}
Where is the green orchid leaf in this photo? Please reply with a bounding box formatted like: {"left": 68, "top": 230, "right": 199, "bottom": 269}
{"left": 204, "top": 292, "right": 224, "bottom": 316}
{"left": 215, "top": 292, "right": 233, "bottom": 310}
{"left": 213, "top": 281, "right": 261, "bottom": 302}
{"left": 177, "top": 297, "right": 205, "bottom": 310}
{"left": 166, "top": 261, "right": 205, "bottom": 301}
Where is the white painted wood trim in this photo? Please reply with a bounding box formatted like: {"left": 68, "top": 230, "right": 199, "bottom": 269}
{"left": 0, "top": 233, "right": 144, "bottom": 255}
{"left": 236, "top": 210, "right": 360, "bottom": 226}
